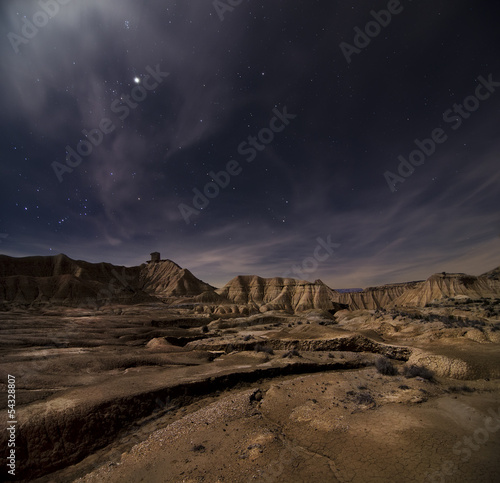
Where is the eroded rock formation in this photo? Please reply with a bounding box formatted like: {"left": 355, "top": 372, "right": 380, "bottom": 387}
{"left": 215, "top": 275, "right": 345, "bottom": 313}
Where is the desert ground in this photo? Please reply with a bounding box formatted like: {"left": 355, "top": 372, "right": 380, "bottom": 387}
{"left": 1, "top": 304, "right": 500, "bottom": 482}
{"left": 1, "top": 256, "right": 499, "bottom": 481}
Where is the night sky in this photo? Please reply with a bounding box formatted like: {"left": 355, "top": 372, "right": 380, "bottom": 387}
{"left": 1, "top": 0, "right": 499, "bottom": 289}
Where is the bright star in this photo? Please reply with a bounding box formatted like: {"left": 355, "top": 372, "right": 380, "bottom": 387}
{"left": 134, "top": 77, "right": 140, "bottom": 84}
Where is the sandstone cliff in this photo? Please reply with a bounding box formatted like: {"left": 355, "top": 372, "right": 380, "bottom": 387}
{"left": 0, "top": 254, "right": 214, "bottom": 308}
{"left": 0, "top": 254, "right": 144, "bottom": 307}
{"left": 332, "top": 281, "right": 424, "bottom": 310}
{"left": 215, "top": 275, "right": 345, "bottom": 313}
{"left": 139, "top": 259, "right": 215, "bottom": 298}
{"left": 390, "top": 272, "right": 500, "bottom": 307}
{"left": 1, "top": 254, "right": 498, "bottom": 311}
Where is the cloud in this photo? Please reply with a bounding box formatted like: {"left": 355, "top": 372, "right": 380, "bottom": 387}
{"left": 0, "top": 0, "right": 498, "bottom": 291}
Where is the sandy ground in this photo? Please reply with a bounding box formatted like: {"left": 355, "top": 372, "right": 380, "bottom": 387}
{"left": 75, "top": 369, "right": 500, "bottom": 483}
{"left": 0, "top": 305, "right": 499, "bottom": 482}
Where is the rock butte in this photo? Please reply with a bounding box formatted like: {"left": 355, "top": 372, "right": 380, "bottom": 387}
{"left": 1, "top": 253, "right": 498, "bottom": 313}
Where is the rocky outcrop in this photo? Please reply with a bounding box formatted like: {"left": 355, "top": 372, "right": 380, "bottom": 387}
{"left": 139, "top": 259, "right": 215, "bottom": 299}
{"left": 215, "top": 275, "right": 345, "bottom": 313}
{"left": 331, "top": 268, "right": 500, "bottom": 310}
{"left": 482, "top": 266, "right": 500, "bottom": 280}
{"left": 0, "top": 254, "right": 215, "bottom": 308}
{"left": 390, "top": 272, "right": 499, "bottom": 307}
{"left": 0, "top": 254, "right": 147, "bottom": 307}
{"left": 332, "top": 282, "right": 424, "bottom": 310}
{"left": 1, "top": 253, "right": 498, "bottom": 311}
{"left": 187, "top": 334, "right": 412, "bottom": 360}
{"left": 405, "top": 349, "right": 500, "bottom": 380}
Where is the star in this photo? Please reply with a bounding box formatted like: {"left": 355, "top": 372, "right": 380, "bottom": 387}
{"left": 134, "top": 77, "right": 140, "bottom": 84}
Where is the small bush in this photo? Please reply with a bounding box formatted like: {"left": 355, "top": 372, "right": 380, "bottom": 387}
{"left": 375, "top": 356, "right": 398, "bottom": 376}
{"left": 346, "top": 390, "right": 375, "bottom": 406}
{"left": 255, "top": 344, "right": 274, "bottom": 355}
{"left": 403, "top": 364, "right": 433, "bottom": 380}
{"left": 398, "top": 385, "right": 410, "bottom": 390}
{"left": 243, "top": 335, "right": 253, "bottom": 341}
{"left": 356, "top": 392, "right": 375, "bottom": 405}
{"left": 202, "top": 325, "right": 209, "bottom": 333}
{"left": 282, "top": 348, "right": 300, "bottom": 358}
{"left": 448, "top": 385, "right": 475, "bottom": 393}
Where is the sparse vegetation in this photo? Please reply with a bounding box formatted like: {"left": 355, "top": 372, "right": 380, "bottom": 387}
{"left": 391, "top": 309, "right": 487, "bottom": 329}
{"left": 254, "top": 344, "right": 274, "bottom": 355}
{"left": 356, "top": 392, "right": 374, "bottom": 405}
{"left": 282, "top": 348, "right": 300, "bottom": 358}
{"left": 346, "top": 390, "right": 375, "bottom": 406}
{"left": 403, "top": 364, "right": 433, "bottom": 380}
{"left": 375, "top": 356, "right": 398, "bottom": 376}
{"left": 448, "top": 385, "right": 475, "bottom": 393}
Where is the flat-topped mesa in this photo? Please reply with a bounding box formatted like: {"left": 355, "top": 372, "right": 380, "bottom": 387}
{"left": 0, "top": 254, "right": 145, "bottom": 307}
{"left": 0, "top": 253, "right": 110, "bottom": 279}
{"left": 215, "top": 275, "right": 344, "bottom": 313}
{"left": 332, "top": 269, "right": 500, "bottom": 310}
{"left": 331, "top": 281, "right": 424, "bottom": 310}
{"left": 0, "top": 254, "right": 216, "bottom": 308}
{"left": 390, "top": 271, "right": 500, "bottom": 307}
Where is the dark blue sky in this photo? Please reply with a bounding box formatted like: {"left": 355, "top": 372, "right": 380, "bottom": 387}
{"left": 1, "top": 0, "right": 499, "bottom": 288}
